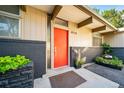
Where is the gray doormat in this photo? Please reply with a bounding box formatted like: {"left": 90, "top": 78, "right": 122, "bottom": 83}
{"left": 49, "top": 71, "right": 86, "bottom": 88}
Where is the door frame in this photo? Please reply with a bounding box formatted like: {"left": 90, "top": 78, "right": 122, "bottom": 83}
{"left": 51, "top": 22, "right": 70, "bottom": 69}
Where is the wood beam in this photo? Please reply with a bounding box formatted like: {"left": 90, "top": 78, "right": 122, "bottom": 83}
{"left": 74, "top": 5, "right": 116, "bottom": 31}
{"left": 101, "top": 31, "right": 117, "bottom": 35}
{"left": 51, "top": 5, "right": 63, "bottom": 20}
{"left": 78, "top": 17, "right": 93, "bottom": 28}
{"left": 92, "top": 26, "right": 106, "bottom": 32}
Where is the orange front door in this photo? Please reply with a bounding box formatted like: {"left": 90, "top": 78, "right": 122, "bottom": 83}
{"left": 54, "top": 28, "right": 68, "bottom": 68}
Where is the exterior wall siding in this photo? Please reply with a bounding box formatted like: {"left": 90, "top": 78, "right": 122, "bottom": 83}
{"left": 103, "top": 32, "right": 124, "bottom": 62}
{"left": 103, "top": 32, "right": 124, "bottom": 47}
{"left": 21, "top": 6, "right": 47, "bottom": 41}
{"left": 69, "top": 22, "right": 92, "bottom": 47}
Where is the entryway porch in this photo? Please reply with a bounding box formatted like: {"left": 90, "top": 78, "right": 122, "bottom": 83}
{"left": 34, "top": 63, "right": 119, "bottom": 88}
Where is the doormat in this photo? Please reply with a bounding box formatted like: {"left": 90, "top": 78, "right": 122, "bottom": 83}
{"left": 49, "top": 71, "right": 86, "bottom": 88}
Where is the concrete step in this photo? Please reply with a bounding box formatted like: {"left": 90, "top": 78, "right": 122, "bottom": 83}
{"left": 43, "top": 67, "right": 74, "bottom": 78}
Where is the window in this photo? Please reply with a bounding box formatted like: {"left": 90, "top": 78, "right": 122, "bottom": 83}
{"left": 0, "top": 5, "right": 19, "bottom": 15}
{"left": 54, "top": 18, "right": 68, "bottom": 27}
{"left": 93, "top": 33, "right": 102, "bottom": 46}
{"left": 0, "top": 6, "right": 19, "bottom": 38}
{"left": 0, "top": 15, "right": 19, "bottom": 37}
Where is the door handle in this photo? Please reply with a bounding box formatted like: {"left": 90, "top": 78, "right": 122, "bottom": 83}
{"left": 54, "top": 46, "right": 57, "bottom": 57}
{"left": 54, "top": 47, "right": 56, "bottom": 52}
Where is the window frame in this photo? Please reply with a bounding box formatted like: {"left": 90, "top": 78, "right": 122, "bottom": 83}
{"left": 54, "top": 17, "right": 68, "bottom": 27}
{"left": 92, "top": 34, "right": 103, "bottom": 47}
{"left": 0, "top": 10, "right": 21, "bottom": 39}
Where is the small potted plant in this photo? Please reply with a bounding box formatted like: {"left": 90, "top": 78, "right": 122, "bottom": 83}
{"left": 74, "top": 58, "right": 85, "bottom": 69}
{"left": 74, "top": 49, "right": 86, "bottom": 69}
{"left": 101, "top": 43, "right": 113, "bottom": 59}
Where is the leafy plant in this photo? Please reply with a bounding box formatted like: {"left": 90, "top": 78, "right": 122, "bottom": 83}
{"left": 95, "top": 56, "right": 123, "bottom": 68}
{"left": 0, "top": 55, "right": 31, "bottom": 74}
{"left": 74, "top": 58, "right": 85, "bottom": 68}
{"left": 101, "top": 43, "right": 112, "bottom": 54}
{"left": 93, "top": 8, "right": 124, "bottom": 28}
{"left": 101, "top": 9, "right": 124, "bottom": 28}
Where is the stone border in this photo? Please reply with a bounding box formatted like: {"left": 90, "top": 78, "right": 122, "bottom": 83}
{"left": 0, "top": 62, "right": 34, "bottom": 88}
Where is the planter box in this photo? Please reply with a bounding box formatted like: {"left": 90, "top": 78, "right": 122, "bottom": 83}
{"left": 0, "top": 62, "right": 34, "bottom": 88}
{"left": 95, "top": 62, "right": 123, "bottom": 70}
{"left": 74, "top": 66, "right": 81, "bottom": 69}
{"left": 74, "top": 65, "right": 82, "bottom": 69}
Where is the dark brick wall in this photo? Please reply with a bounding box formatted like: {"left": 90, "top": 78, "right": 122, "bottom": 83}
{"left": 0, "top": 38, "right": 46, "bottom": 79}
{"left": 70, "top": 47, "right": 103, "bottom": 67}
{"left": 111, "top": 47, "right": 124, "bottom": 63}
{"left": 70, "top": 47, "right": 124, "bottom": 67}
{"left": 0, "top": 62, "right": 33, "bottom": 88}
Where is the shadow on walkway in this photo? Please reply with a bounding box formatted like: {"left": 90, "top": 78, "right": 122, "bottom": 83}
{"left": 84, "top": 63, "right": 124, "bottom": 88}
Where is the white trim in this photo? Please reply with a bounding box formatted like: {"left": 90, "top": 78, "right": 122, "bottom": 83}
{"left": 18, "top": 16, "right": 21, "bottom": 39}
{"left": 54, "top": 24, "right": 69, "bottom": 31}
{"left": 0, "top": 10, "right": 21, "bottom": 39}
{"left": 0, "top": 10, "right": 20, "bottom": 19}
{"left": 92, "top": 37, "right": 102, "bottom": 47}
{"left": 53, "top": 65, "right": 69, "bottom": 70}
{"left": 19, "top": 9, "right": 23, "bottom": 39}
{"left": 68, "top": 29, "right": 70, "bottom": 67}
{"left": 118, "top": 27, "right": 124, "bottom": 32}
{"left": 18, "top": 8, "right": 22, "bottom": 39}
{"left": 93, "top": 35, "right": 102, "bottom": 39}
{"left": 51, "top": 23, "right": 70, "bottom": 69}
{"left": 51, "top": 20, "right": 54, "bottom": 69}
{"left": 45, "top": 14, "right": 48, "bottom": 73}
{"left": 92, "top": 33, "right": 102, "bottom": 47}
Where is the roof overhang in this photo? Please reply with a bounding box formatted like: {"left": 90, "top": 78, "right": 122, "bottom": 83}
{"left": 118, "top": 27, "right": 124, "bottom": 32}
{"left": 101, "top": 27, "right": 124, "bottom": 35}
{"left": 31, "top": 5, "right": 117, "bottom": 34}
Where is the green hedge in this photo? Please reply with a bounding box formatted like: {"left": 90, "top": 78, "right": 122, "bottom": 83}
{"left": 0, "top": 55, "right": 31, "bottom": 74}
{"left": 95, "top": 56, "right": 124, "bottom": 69}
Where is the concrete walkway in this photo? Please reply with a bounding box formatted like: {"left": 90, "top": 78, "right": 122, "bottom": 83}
{"left": 34, "top": 64, "right": 119, "bottom": 88}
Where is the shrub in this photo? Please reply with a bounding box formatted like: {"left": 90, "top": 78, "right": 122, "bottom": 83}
{"left": 101, "top": 43, "right": 112, "bottom": 54}
{"left": 95, "top": 56, "right": 123, "bottom": 68}
{"left": 0, "top": 55, "right": 31, "bottom": 74}
{"left": 74, "top": 58, "right": 85, "bottom": 68}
